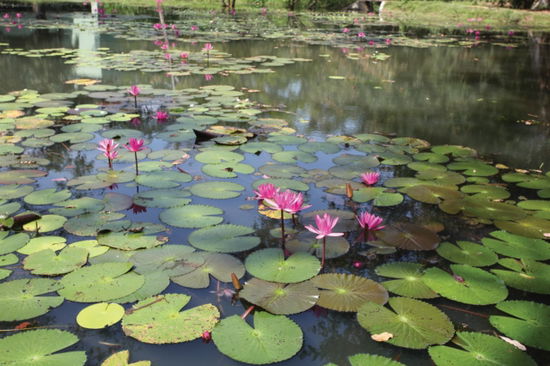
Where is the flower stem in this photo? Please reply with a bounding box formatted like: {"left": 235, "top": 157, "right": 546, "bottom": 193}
{"left": 134, "top": 151, "right": 139, "bottom": 176}
{"left": 321, "top": 237, "right": 326, "bottom": 269}
{"left": 108, "top": 158, "right": 112, "bottom": 169}
{"left": 280, "top": 209, "right": 285, "bottom": 248}
{"left": 133, "top": 95, "right": 137, "bottom": 108}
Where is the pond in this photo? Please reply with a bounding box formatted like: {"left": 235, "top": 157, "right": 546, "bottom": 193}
{"left": 0, "top": 5, "right": 549, "bottom": 366}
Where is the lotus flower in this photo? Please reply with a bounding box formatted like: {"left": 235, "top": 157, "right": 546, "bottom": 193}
{"left": 358, "top": 32, "right": 366, "bottom": 38}
{"left": 285, "top": 192, "right": 311, "bottom": 215}
{"left": 202, "top": 43, "right": 213, "bottom": 52}
{"left": 361, "top": 171, "right": 380, "bottom": 186}
{"left": 128, "top": 85, "right": 140, "bottom": 107}
{"left": 98, "top": 138, "right": 119, "bottom": 169}
{"left": 304, "top": 213, "right": 344, "bottom": 268}
{"left": 253, "top": 183, "right": 279, "bottom": 202}
{"left": 356, "top": 211, "right": 385, "bottom": 231}
{"left": 155, "top": 111, "right": 169, "bottom": 122}
{"left": 204, "top": 74, "right": 213, "bottom": 81}
{"left": 342, "top": 27, "right": 350, "bottom": 33}
{"left": 191, "top": 25, "right": 198, "bottom": 31}
{"left": 124, "top": 138, "right": 144, "bottom": 152}
{"left": 264, "top": 189, "right": 309, "bottom": 248}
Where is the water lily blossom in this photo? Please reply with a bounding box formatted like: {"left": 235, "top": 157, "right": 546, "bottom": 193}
{"left": 361, "top": 171, "right": 380, "bottom": 186}
{"left": 202, "top": 43, "right": 213, "bottom": 52}
{"left": 304, "top": 213, "right": 344, "bottom": 268}
{"left": 358, "top": 32, "right": 366, "bottom": 38}
{"left": 98, "top": 138, "right": 119, "bottom": 169}
{"left": 356, "top": 211, "right": 385, "bottom": 231}
{"left": 124, "top": 138, "right": 145, "bottom": 152}
{"left": 342, "top": 27, "right": 350, "bottom": 33}
{"left": 264, "top": 189, "right": 309, "bottom": 247}
{"left": 191, "top": 25, "right": 198, "bottom": 31}
{"left": 253, "top": 183, "right": 279, "bottom": 202}
{"left": 155, "top": 110, "right": 169, "bottom": 122}
{"left": 128, "top": 85, "right": 140, "bottom": 107}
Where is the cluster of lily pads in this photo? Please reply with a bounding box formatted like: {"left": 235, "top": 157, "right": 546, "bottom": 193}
{"left": 0, "top": 75, "right": 549, "bottom": 365}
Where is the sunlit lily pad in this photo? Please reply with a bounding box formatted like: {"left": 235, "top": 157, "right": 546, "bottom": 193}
{"left": 494, "top": 217, "right": 550, "bottom": 239}
{"left": 431, "top": 145, "right": 476, "bottom": 158}
{"left": 240, "top": 141, "right": 283, "bottom": 154}
{"left": 491, "top": 258, "right": 550, "bottom": 294}
{"left": 135, "top": 171, "right": 192, "bottom": 188}
{"left": 240, "top": 278, "right": 319, "bottom": 315}
{"left": 100, "top": 350, "right": 150, "bottom": 366}
{"left": 122, "top": 294, "right": 219, "bottom": 344}
{"left": 428, "top": 332, "right": 536, "bottom": 366}
{"left": 0, "top": 169, "right": 46, "bottom": 184}
{"left": 0, "top": 232, "right": 29, "bottom": 255}
{"left": 489, "top": 300, "right": 550, "bottom": 351}
{"left": 447, "top": 159, "right": 498, "bottom": 176}
{"left": 358, "top": 297, "right": 454, "bottom": 349}
{"left": 404, "top": 185, "right": 463, "bottom": 204}
{"left": 375, "top": 262, "right": 438, "bottom": 299}
{"left": 436, "top": 241, "right": 498, "bottom": 267}
{"left": 202, "top": 162, "right": 255, "bottom": 178}
{"left": 18, "top": 236, "right": 67, "bottom": 255}
{"left": 273, "top": 150, "right": 317, "bottom": 163}
{"left": 188, "top": 224, "right": 260, "bottom": 253}
{"left": 49, "top": 197, "right": 105, "bottom": 217}
{"left": 133, "top": 189, "right": 191, "bottom": 208}
{"left": 212, "top": 311, "right": 303, "bottom": 365}
{"left": 64, "top": 212, "right": 126, "bottom": 236}
{"left": 352, "top": 187, "right": 404, "bottom": 206}
{"left": 195, "top": 150, "right": 244, "bottom": 164}
{"left": 97, "top": 232, "right": 167, "bottom": 251}
{"left": 160, "top": 204, "right": 223, "bottom": 228}
{"left": 0, "top": 278, "right": 64, "bottom": 321}
{"left": 23, "top": 246, "right": 88, "bottom": 276}
{"left": 286, "top": 235, "right": 349, "bottom": 259}
{"left": 112, "top": 271, "right": 170, "bottom": 304}
{"left": 423, "top": 265, "right": 508, "bottom": 305}
{"left": 311, "top": 273, "right": 388, "bottom": 312}
{"left": 481, "top": 230, "right": 550, "bottom": 260}
{"left": 259, "top": 164, "right": 306, "bottom": 178}
{"left": 59, "top": 262, "right": 145, "bottom": 302}
{"left": 190, "top": 181, "right": 245, "bottom": 199}
{"left": 252, "top": 178, "right": 309, "bottom": 191}
{"left": 246, "top": 248, "right": 320, "bottom": 283}
{"left": 171, "top": 252, "right": 245, "bottom": 288}
{"left": 76, "top": 302, "right": 124, "bottom": 329}
{"left": 0, "top": 184, "right": 33, "bottom": 199}
{"left": 460, "top": 184, "right": 510, "bottom": 200}
{"left": 0, "top": 329, "right": 86, "bottom": 366}
{"left": 23, "top": 214, "right": 67, "bottom": 233}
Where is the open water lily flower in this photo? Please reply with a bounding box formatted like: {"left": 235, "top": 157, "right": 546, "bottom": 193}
{"left": 128, "top": 85, "right": 140, "bottom": 96}
{"left": 305, "top": 213, "right": 344, "bottom": 240}
{"left": 202, "top": 43, "right": 213, "bottom": 52}
{"left": 361, "top": 171, "right": 380, "bottom": 186}
{"left": 356, "top": 211, "right": 385, "bottom": 231}
{"left": 98, "top": 138, "right": 119, "bottom": 169}
{"left": 253, "top": 183, "right": 279, "bottom": 201}
{"left": 124, "top": 138, "right": 145, "bottom": 152}
{"left": 155, "top": 111, "right": 169, "bottom": 121}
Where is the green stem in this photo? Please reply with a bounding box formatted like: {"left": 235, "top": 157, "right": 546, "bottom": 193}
{"left": 321, "top": 237, "right": 326, "bottom": 269}
{"left": 280, "top": 209, "right": 285, "bottom": 248}
{"left": 134, "top": 151, "right": 139, "bottom": 176}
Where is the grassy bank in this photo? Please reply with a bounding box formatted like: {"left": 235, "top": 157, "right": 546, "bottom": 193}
{"left": 383, "top": 1, "right": 550, "bottom": 31}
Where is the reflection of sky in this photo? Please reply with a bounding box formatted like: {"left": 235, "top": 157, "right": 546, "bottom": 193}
{"left": 72, "top": 15, "right": 102, "bottom": 79}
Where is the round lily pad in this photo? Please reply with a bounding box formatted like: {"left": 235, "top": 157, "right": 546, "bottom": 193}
{"left": 135, "top": 171, "right": 192, "bottom": 188}
{"left": 122, "top": 294, "right": 220, "bottom": 344}
{"left": 428, "top": 332, "right": 536, "bottom": 366}
{"left": 18, "top": 236, "right": 67, "bottom": 255}
{"left": 133, "top": 189, "right": 191, "bottom": 208}
{"left": 23, "top": 247, "right": 88, "bottom": 276}
{"left": 375, "top": 262, "right": 438, "bottom": 299}
{"left": 0, "top": 184, "right": 33, "bottom": 199}
{"left": 259, "top": 164, "right": 306, "bottom": 179}
{"left": 358, "top": 297, "right": 454, "bottom": 349}
{"left": 97, "top": 232, "right": 167, "bottom": 251}
{"left": 100, "top": 350, "right": 151, "bottom": 366}
{"left": 112, "top": 271, "right": 171, "bottom": 304}
{"left": 344, "top": 354, "right": 406, "bottom": 366}
{"left": 423, "top": 265, "right": 508, "bottom": 305}
{"left": 190, "top": 181, "right": 245, "bottom": 199}
{"left": 447, "top": 160, "right": 498, "bottom": 176}
{"left": 460, "top": 184, "right": 510, "bottom": 200}
{"left": 404, "top": 185, "right": 463, "bottom": 204}
{"left": 436, "top": 241, "right": 498, "bottom": 267}
{"left": 76, "top": 302, "right": 125, "bottom": 329}
{"left": 50, "top": 197, "right": 105, "bottom": 217}
{"left": 160, "top": 205, "right": 223, "bottom": 228}
{"left": 489, "top": 300, "right": 550, "bottom": 351}
{"left": 352, "top": 187, "right": 404, "bottom": 206}
{"left": 311, "top": 273, "right": 388, "bottom": 312}
{"left": 171, "top": 252, "right": 245, "bottom": 289}
{"left": 252, "top": 178, "right": 309, "bottom": 192}
{"left": 286, "top": 236, "right": 349, "bottom": 259}
{"left": 240, "top": 278, "right": 319, "bottom": 315}
{"left": 202, "top": 162, "right": 255, "bottom": 178}
{"left": 0, "top": 169, "right": 47, "bottom": 184}
{"left": 494, "top": 217, "right": 550, "bottom": 239}
{"left": 195, "top": 150, "right": 244, "bottom": 164}
{"left": 481, "top": 230, "right": 550, "bottom": 260}
{"left": 212, "top": 311, "right": 303, "bottom": 365}
{"left": 240, "top": 141, "right": 283, "bottom": 154}
{"left": 245, "top": 248, "right": 320, "bottom": 283}
{"left": 59, "top": 262, "right": 145, "bottom": 302}
{"left": 129, "top": 245, "right": 200, "bottom": 277}
{"left": 22, "top": 214, "right": 67, "bottom": 233}
{"left": 0, "top": 278, "right": 64, "bottom": 321}
{"left": 0, "top": 232, "right": 29, "bottom": 255}
{"left": 188, "top": 224, "right": 260, "bottom": 253}
{"left": 0, "top": 329, "right": 86, "bottom": 366}
{"left": 376, "top": 223, "right": 440, "bottom": 251}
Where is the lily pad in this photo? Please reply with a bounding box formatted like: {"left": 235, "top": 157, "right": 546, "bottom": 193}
{"left": 0, "top": 232, "right": 29, "bottom": 255}
{"left": 0, "top": 278, "right": 64, "bottom": 321}
{"left": 133, "top": 189, "right": 191, "bottom": 208}
{"left": 358, "top": 297, "right": 454, "bottom": 349}
{"left": 375, "top": 262, "right": 438, "bottom": 299}
{"left": 202, "top": 162, "right": 255, "bottom": 178}
{"left": 423, "top": 265, "right": 508, "bottom": 305}
{"left": 112, "top": 271, "right": 171, "bottom": 304}
{"left": 190, "top": 181, "right": 245, "bottom": 199}
{"left": 212, "top": 311, "right": 303, "bottom": 365}
{"left": 286, "top": 236, "right": 349, "bottom": 259}
{"left": 245, "top": 248, "right": 320, "bottom": 283}
{"left": 311, "top": 273, "right": 388, "bottom": 312}
{"left": 195, "top": 150, "right": 244, "bottom": 164}
{"left": 352, "top": 187, "right": 404, "bottom": 206}
{"left": 0, "top": 329, "right": 86, "bottom": 366}
{"left": 252, "top": 178, "right": 309, "bottom": 192}
{"left": 0, "top": 169, "right": 47, "bottom": 184}
{"left": 494, "top": 217, "right": 550, "bottom": 239}
{"left": 76, "top": 302, "right": 125, "bottom": 329}
{"left": 376, "top": 223, "right": 440, "bottom": 251}
{"left": 188, "top": 224, "right": 260, "bottom": 253}
{"left": 97, "top": 232, "right": 167, "bottom": 251}
{"left": 18, "top": 236, "right": 67, "bottom": 255}
{"left": 436, "top": 241, "right": 498, "bottom": 267}
{"left": 428, "top": 332, "right": 536, "bottom": 366}
{"left": 122, "top": 294, "right": 220, "bottom": 344}
{"left": 491, "top": 258, "right": 550, "bottom": 294}
{"left": 135, "top": 171, "right": 192, "bottom": 188}
{"left": 481, "top": 230, "right": 550, "bottom": 260}
{"left": 171, "top": 252, "right": 245, "bottom": 288}
{"left": 23, "top": 246, "right": 88, "bottom": 276}
{"left": 259, "top": 164, "right": 306, "bottom": 179}
{"left": 101, "top": 350, "right": 151, "bottom": 366}
{"left": 160, "top": 205, "right": 223, "bottom": 228}
{"left": 22, "top": 214, "right": 67, "bottom": 233}
{"left": 447, "top": 160, "right": 498, "bottom": 176}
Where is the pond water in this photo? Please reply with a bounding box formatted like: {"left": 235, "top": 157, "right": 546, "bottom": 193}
{"left": 0, "top": 5, "right": 549, "bottom": 366}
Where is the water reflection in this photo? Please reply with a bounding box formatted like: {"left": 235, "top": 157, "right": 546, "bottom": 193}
{"left": 72, "top": 15, "right": 102, "bottom": 79}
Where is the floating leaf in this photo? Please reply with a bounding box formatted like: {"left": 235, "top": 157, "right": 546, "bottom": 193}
{"left": 0, "top": 232, "right": 29, "bottom": 255}
{"left": 345, "top": 353, "right": 405, "bottom": 366}
{"left": 0, "top": 329, "right": 86, "bottom": 366}
{"left": 375, "top": 262, "right": 438, "bottom": 299}
{"left": 171, "top": 252, "right": 245, "bottom": 288}
{"left": 190, "top": 181, "right": 245, "bottom": 199}
{"left": 23, "top": 247, "right": 88, "bottom": 276}
{"left": 97, "top": 232, "right": 167, "bottom": 251}
{"left": 195, "top": 150, "right": 244, "bottom": 164}
{"left": 188, "top": 224, "right": 260, "bottom": 253}
{"left": 358, "top": 297, "right": 454, "bottom": 349}
{"left": 491, "top": 258, "right": 550, "bottom": 294}
{"left": 286, "top": 236, "right": 349, "bottom": 259}
{"left": 0, "top": 169, "right": 47, "bottom": 184}
{"left": 135, "top": 171, "right": 192, "bottom": 188}
{"left": 202, "top": 162, "right": 255, "bottom": 178}
{"left": 245, "top": 248, "right": 320, "bottom": 283}
{"left": 481, "top": 230, "right": 550, "bottom": 260}
{"left": 311, "top": 273, "right": 388, "bottom": 312}
{"left": 352, "top": 187, "right": 404, "bottom": 206}
{"left": 404, "top": 185, "right": 463, "bottom": 204}
{"left": 376, "top": 223, "right": 440, "bottom": 251}
{"left": 122, "top": 294, "right": 219, "bottom": 344}
{"left": 129, "top": 245, "right": 200, "bottom": 277}
{"left": 113, "top": 271, "right": 171, "bottom": 304}
{"left": 133, "top": 188, "right": 191, "bottom": 208}
{"left": 494, "top": 217, "right": 550, "bottom": 239}
{"left": 100, "top": 350, "right": 151, "bottom": 366}
{"left": 22, "top": 214, "right": 67, "bottom": 233}
{"left": 0, "top": 278, "right": 63, "bottom": 321}
{"left": 489, "top": 300, "right": 550, "bottom": 351}
{"left": 18, "top": 236, "right": 66, "bottom": 255}
{"left": 212, "top": 311, "right": 303, "bottom": 365}
{"left": 428, "top": 332, "right": 536, "bottom": 366}
{"left": 423, "top": 265, "right": 508, "bottom": 305}
{"left": 160, "top": 205, "right": 223, "bottom": 228}
{"left": 240, "top": 278, "right": 319, "bottom": 315}
{"left": 436, "top": 241, "right": 498, "bottom": 267}
{"left": 64, "top": 212, "right": 126, "bottom": 236}
{"left": 447, "top": 160, "right": 498, "bottom": 176}
{"left": 252, "top": 178, "right": 309, "bottom": 192}
{"left": 76, "top": 302, "right": 124, "bottom": 329}
{"left": 259, "top": 164, "right": 305, "bottom": 178}
{"left": 59, "top": 262, "right": 145, "bottom": 302}
{"left": 460, "top": 184, "right": 510, "bottom": 200}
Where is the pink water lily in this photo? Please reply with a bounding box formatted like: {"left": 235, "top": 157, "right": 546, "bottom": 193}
{"left": 361, "top": 171, "right": 380, "bottom": 186}
{"left": 253, "top": 183, "right": 279, "bottom": 202}
{"left": 155, "top": 111, "right": 169, "bottom": 121}
{"left": 304, "top": 213, "right": 344, "bottom": 268}
{"left": 358, "top": 32, "right": 366, "bottom": 38}
{"left": 128, "top": 85, "right": 140, "bottom": 108}
{"left": 124, "top": 138, "right": 144, "bottom": 152}
{"left": 342, "top": 27, "right": 350, "bottom": 33}
{"left": 356, "top": 211, "right": 385, "bottom": 231}
{"left": 98, "top": 138, "right": 119, "bottom": 169}
{"left": 191, "top": 25, "right": 198, "bottom": 31}
{"left": 202, "top": 43, "right": 213, "bottom": 52}
{"left": 204, "top": 74, "right": 213, "bottom": 81}
{"left": 285, "top": 192, "right": 311, "bottom": 214}
{"left": 264, "top": 189, "right": 310, "bottom": 248}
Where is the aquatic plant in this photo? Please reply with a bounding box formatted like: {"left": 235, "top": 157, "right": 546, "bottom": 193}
{"left": 128, "top": 85, "right": 140, "bottom": 108}
{"left": 304, "top": 213, "right": 344, "bottom": 268}
{"left": 97, "top": 138, "right": 119, "bottom": 169}
{"left": 123, "top": 138, "right": 145, "bottom": 175}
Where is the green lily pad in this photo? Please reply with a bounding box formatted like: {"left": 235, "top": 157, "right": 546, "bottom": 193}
{"left": 0, "top": 329, "right": 86, "bottom": 366}
{"left": 101, "top": 350, "right": 151, "bottom": 366}
{"left": 160, "top": 205, "right": 223, "bottom": 228}
{"left": 428, "top": 332, "right": 536, "bottom": 366}
{"left": 358, "top": 297, "right": 454, "bottom": 349}
{"left": 0, "top": 169, "right": 47, "bottom": 184}
{"left": 212, "top": 311, "right": 303, "bottom": 365}
{"left": 311, "top": 273, "right": 388, "bottom": 312}
{"left": 375, "top": 262, "right": 438, "bottom": 299}
{"left": 481, "top": 230, "right": 550, "bottom": 260}
{"left": 447, "top": 159, "right": 498, "bottom": 176}
{"left": 352, "top": 187, "right": 404, "bottom": 206}
{"left": 341, "top": 354, "right": 406, "bottom": 366}
{"left": 97, "top": 232, "right": 167, "bottom": 251}
{"left": 376, "top": 223, "right": 440, "bottom": 251}
{"left": 190, "top": 181, "right": 245, "bottom": 199}
{"left": 423, "top": 265, "right": 508, "bottom": 305}
{"left": 135, "top": 171, "right": 192, "bottom": 188}
{"left": 259, "top": 164, "right": 306, "bottom": 179}
{"left": 195, "top": 150, "right": 244, "bottom": 164}
{"left": 298, "top": 141, "right": 339, "bottom": 154}
{"left": 441, "top": 197, "right": 527, "bottom": 221}
{"left": 188, "top": 224, "right": 260, "bottom": 253}
{"left": 23, "top": 247, "right": 88, "bottom": 276}
{"left": 431, "top": 145, "right": 477, "bottom": 158}
{"left": 245, "top": 248, "right": 320, "bottom": 283}
{"left": 460, "top": 184, "right": 510, "bottom": 200}
{"left": 252, "top": 178, "right": 309, "bottom": 192}
{"left": 103, "top": 192, "right": 133, "bottom": 212}
{"left": 202, "top": 162, "right": 255, "bottom": 178}
{"left": 68, "top": 240, "right": 108, "bottom": 257}
{"left": 0, "top": 278, "right": 64, "bottom": 321}
{"left": 272, "top": 150, "right": 317, "bottom": 163}
{"left": 171, "top": 252, "right": 245, "bottom": 288}
{"left": 494, "top": 217, "right": 550, "bottom": 239}
{"left": 49, "top": 197, "right": 105, "bottom": 217}
{"left": 286, "top": 236, "right": 349, "bottom": 259}
{"left": 489, "top": 300, "right": 550, "bottom": 351}
{"left": 112, "top": 271, "right": 171, "bottom": 304}
{"left": 59, "top": 262, "right": 145, "bottom": 302}
{"left": 64, "top": 212, "right": 126, "bottom": 236}
{"left": 18, "top": 236, "right": 67, "bottom": 255}
{"left": 436, "top": 241, "right": 498, "bottom": 267}
{"left": 23, "top": 214, "right": 67, "bottom": 233}
{"left": 404, "top": 185, "right": 463, "bottom": 204}
{"left": 0, "top": 232, "right": 29, "bottom": 255}
{"left": 240, "top": 142, "right": 283, "bottom": 154}
{"left": 133, "top": 189, "right": 191, "bottom": 208}
{"left": 76, "top": 302, "right": 125, "bottom": 329}
{"left": 240, "top": 278, "right": 319, "bottom": 315}
{"left": 0, "top": 184, "right": 33, "bottom": 199}
{"left": 129, "top": 245, "right": 200, "bottom": 277}
{"left": 122, "top": 294, "right": 220, "bottom": 344}
{"left": 491, "top": 258, "right": 550, "bottom": 294}
{"left": 413, "top": 152, "right": 449, "bottom": 164}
